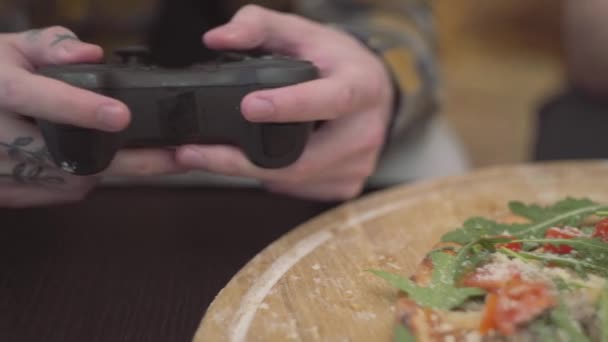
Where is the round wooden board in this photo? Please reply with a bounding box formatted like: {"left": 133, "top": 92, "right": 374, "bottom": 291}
{"left": 194, "top": 161, "right": 608, "bottom": 342}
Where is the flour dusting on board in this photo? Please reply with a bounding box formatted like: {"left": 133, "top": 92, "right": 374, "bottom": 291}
{"left": 229, "top": 230, "right": 333, "bottom": 342}
{"left": 211, "top": 306, "right": 232, "bottom": 325}
{"left": 385, "top": 262, "right": 402, "bottom": 270}
{"left": 226, "top": 186, "right": 441, "bottom": 341}
{"left": 354, "top": 311, "right": 377, "bottom": 321}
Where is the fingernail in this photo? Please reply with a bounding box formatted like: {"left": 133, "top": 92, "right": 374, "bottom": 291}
{"left": 246, "top": 98, "right": 275, "bottom": 120}
{"left": 96, "top": 103, "right": 126, "bottom": 131}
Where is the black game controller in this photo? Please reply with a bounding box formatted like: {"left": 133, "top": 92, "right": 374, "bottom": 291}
{"left": 36, "top": 47, "right": 319, "bottom": 175}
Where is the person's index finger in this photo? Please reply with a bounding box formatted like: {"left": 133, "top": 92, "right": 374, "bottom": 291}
{"left": 0, "top": 71, "right": 130, "bottom": 131}
{"left": 203, "top": 5, "right": 322, "bottom": 55}
{"left": 11, "top": 26, "right": 103, "bottom": 68}
{"left": 241, "top": 78, "right": 363, "bottom": 123}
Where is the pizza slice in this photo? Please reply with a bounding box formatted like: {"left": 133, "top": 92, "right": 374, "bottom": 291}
{"left": 371, "top": 197, "right": 608, "bottom": 341}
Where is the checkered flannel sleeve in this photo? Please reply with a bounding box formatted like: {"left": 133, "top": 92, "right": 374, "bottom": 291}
{"left": 294, "top": 0, "right": 440, "bottom": 146}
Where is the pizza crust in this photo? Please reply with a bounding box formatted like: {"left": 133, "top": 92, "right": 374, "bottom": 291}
{"left": 397, "top": 295, "right": 484, "bottom": 341}
{"left": 396, "top": 242, "right": 484, "bottom": 341}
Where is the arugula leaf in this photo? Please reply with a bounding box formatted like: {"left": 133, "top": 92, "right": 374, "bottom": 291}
{"left": 551, "top": 277, "right": 587, "bottom": 292}
{"left": 452, "top": 237, "right": 511, "bottom": 282}
{"left": 498, "top": 247, "right": 530, "bottom": 263}
{"left": 441, "top": 198, "right": 608, "bottom": 245}
{"left": 459, "top": 235, "right": 608, "bottom": 277}
{"left": 596, "top": 211, "right": 608, "bottom": 217}
{"left": 513, "top": 200, "right": 608, "bottom": 238}
{"left": 511, "top": 250, "right": 608, "bottom": 277}
{"left": 370, "top": 252, "right": 485, "bottom": 310}
{"left": 550, "top": 300, "right": 591, "bottom": 342}
{"left": 529, "top": 301, "right": 591, "bottom": 342}
{"left": 552, "top": 277, "right": 571, "bottom": 292}
{"left": 581, "top": 226, "right": 597, "bottom": 235}
{"left": 477, "top": 236, "right": 514, "bottom": 249}
{"left": 600, "top": 285, "right": 608, "bottom": 342}
{"left": 440, "top": 218, "right": 527, "bottom": 244}
{"left": 394, "top": 325, "right": 415, "bottom": 342}
{"left": 514, "top": 238, "right": 608, "bottom": 264}
{"left": 453, "top": 235, "right": 608, "bottom": 285}
{"left": 506, "top": 237, "right": 608, "bottom": 278}
{"left": 453, "top": 248, "right": 491, "bottom": 282}
{"left": 509, "top": 198, "right": 596, "bottom": 223}
{"left": 528, "top": 315, "right": 557, "bottom": 341}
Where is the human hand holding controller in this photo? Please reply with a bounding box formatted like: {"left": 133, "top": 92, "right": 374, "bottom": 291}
{"left": 0, "top": 4, "right": 395, "bottom": 206}
{"left": 0, "top": 26, "right": 187, "bottom": 207}
{"left": 177, "top": 5, "right": 395, "bottom": 201}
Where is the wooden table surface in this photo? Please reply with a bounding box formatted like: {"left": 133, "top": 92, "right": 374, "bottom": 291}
{"left": 195, "top": 161, "right": 608, "bottom": 341}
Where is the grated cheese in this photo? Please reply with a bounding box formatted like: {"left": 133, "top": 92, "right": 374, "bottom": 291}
{"left": 443, "top": 336, "right": 455, "bottom": 342}
{"left": 470, "top": 253, "right": 547, "bottom": 285}
{"left": 464, "top": 331, "right": 481, "bottom": 342}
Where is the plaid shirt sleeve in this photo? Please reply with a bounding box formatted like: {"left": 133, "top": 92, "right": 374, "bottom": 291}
{"left": 292, "top": 0, "right": 439, "bottom": 146}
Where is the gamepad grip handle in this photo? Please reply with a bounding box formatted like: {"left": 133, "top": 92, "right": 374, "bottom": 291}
{"left": 39, "top": 119, "right": 312, "bottom": 175}
{"left": 38, "top": 124, "right": 120, "bottom": 175}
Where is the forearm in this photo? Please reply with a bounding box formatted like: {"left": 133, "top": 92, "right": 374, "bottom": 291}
{"left": 562, "top": 0, "right": 608, "bottom": 95}
{"left": 293, "top": 0, "right": 440, "bottom": 145}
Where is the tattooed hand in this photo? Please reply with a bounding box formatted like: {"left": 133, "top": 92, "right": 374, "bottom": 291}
{"left": 0, "top": 26, "right": 184, "bottom": 207}
{"left": 177, "top": 5, "right": 394, "bottom": 201}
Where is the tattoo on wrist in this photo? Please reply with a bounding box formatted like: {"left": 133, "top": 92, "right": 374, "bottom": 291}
{"left": 50, "top": 33, "right": 79, "bottom": 47}
{"left": 0, "top": 137, "right": 66, "bottom": 186}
